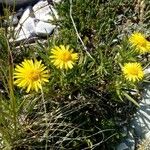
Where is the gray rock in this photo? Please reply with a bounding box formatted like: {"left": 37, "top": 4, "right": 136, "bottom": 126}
{"left": 35, "top": 21, "right": 55, "bottom": 36}
{"left": 9, "top": 15, "right": 18, "bottom": 25}
{"left": 117, "top": 143, "right": 129, "bottom": 150}
{"left": 2, "top": 8, "right": 24, "bottom": 27}
{"left": 9, "top": 8, "right": 24, "bottom": 25}
{"left": 53, "top": 0, "right": 62, "bottom": 3}
{"left": 117, "top": 131, "right": 135, "bottom": 150}
{"left": 117, "top": 84, "right": 150, "bottom": 150}
{"left": 12, "top": 0, "right": 59, "bottom": 41}
{"left": 144, "top": 67, "right": 150, "bottom": 74}
{"left": 131, "top": 86, "right": 150, "bottom": 139}
{"left": 33, "top": 0, "right": 58, "bottom": 22}
{"left": 14, "top": 7, "right": 35, "bottom": 41}
{"left": 13, "top": 3, "right": 58, "bottom": 41}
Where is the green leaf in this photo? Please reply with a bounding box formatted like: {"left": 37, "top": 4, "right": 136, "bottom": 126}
{"left": 123, "top": 92, "right": 140, "bottom": 107}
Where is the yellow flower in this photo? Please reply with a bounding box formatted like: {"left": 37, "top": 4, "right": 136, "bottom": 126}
{"left": 14, "top": 59, "right": 49, "bottom": 93}
{"left": 50, "top": 45, "right": 78, "bottom": 70}
{"left": 122, "top": 62, "right": 144, "bottom": 82}
{"left": 129, "top": 32, "right": 150, "bottom": 53}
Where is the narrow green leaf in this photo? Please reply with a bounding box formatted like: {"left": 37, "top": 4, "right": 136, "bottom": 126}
{"left": 123, "top": 92, "right": 140, "bottom": 107}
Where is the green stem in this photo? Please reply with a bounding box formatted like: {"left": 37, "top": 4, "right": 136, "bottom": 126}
{"left": 8, "top": 43, "right": 17, "bottom": 137}
{"left": 60, "top": 70, "right": 65, "bottom": 91}
{"left": 41, "top": 88, "right": 48, "bottom": 150}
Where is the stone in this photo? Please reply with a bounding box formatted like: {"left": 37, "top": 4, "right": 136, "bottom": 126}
{"left": 117, "top": 84, "right": 150, "bottom": 149}
{"left": 12, "top": 0, "right": 59, "bottom": 41}
{"left": 117, "top": 143, "right": 129, "bottom": 150}
{"left": 33, "top": 0, "right": 58, "bottom": 22}
{"left": 117, "top": 131, "right": 135, "bottom": 150}
{"left": 35, "top": 20, "right": 55, "bottom": 36}
{"left": 9, "top": 8, "right": 24, "bottom": 25}
{"left": 14, "top": 7, "right": 36, "bottom": 41}
{"left": 13, "top": 4, "right": 57, "bottom": 41}
{"left": 9, "top": 15, "right": 19, "bottom": 25}
{"left": 131, "top": 86, "right": 150, "bottom": 139}
{"left": 53, "top": 0, "right": 62, "bottom": 3}
{"left": 144, "top": 67, "right": 150, "bottom": 74}
{"left": 1, "top": 0, "right": 60, "bottom": 41}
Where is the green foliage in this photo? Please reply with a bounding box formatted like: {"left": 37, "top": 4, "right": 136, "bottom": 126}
{"left": 0, "top": 0, "right": 150, "bottom": 149}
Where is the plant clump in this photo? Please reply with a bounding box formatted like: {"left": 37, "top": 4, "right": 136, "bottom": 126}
{"left": 0, "top": 0, "right": 150, "bottom": 149}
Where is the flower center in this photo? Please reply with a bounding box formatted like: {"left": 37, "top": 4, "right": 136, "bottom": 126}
{"left": 129, "top": 68, "right": 139, "bottom": 76}
{"left": 61, "top": 52, "right": 72, "bottom": 62}
{"left": 139, "top": 41, "right": 147, "bottom": 47}
{"left": 137, "top": 38, "right": 147, "bottom": 47}
{"left": 28, "top": 70, "right": 40, "bottom": 81}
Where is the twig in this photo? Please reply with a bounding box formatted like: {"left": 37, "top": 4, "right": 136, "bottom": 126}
{"left": 69, "top": 0, "right": 94, "bottom": 60}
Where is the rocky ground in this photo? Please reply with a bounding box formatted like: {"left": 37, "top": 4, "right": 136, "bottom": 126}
{"left": 117, "top": 84, "right": 150, "bottom": 150}
{"left": 1, "top": 0, "right": 60, "bottom": 43}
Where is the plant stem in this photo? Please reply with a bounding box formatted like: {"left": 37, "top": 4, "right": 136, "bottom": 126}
{"left": 41, "top": 88, "right": 48, "bottom": 150}
{"left": 60, "top": 70, "right": 65, "bottom": 91}
{"left": 7, "top": 40, "right": 17, "bottom": 137}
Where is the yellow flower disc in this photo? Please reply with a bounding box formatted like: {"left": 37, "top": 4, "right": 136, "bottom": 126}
{"left": 129, "top": 32, "right": 150, "bottom": 54}
{"left": 50, "top": 45, "right": 78, "bottom": 70}
{"left": 122, "top": 62, "right": 144, "bottom": 82}
{"left": 14, "top": 59, "right": 49, "bottom": 93}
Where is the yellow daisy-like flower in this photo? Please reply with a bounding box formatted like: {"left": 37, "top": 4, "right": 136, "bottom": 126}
{"left": 129, "top": 32, "right": 150, "bottom": 53}
{"left": 50, "top": 45, "right": 78, "bottom": 70}
{"left": 122, "top": 62, "right": 144, "bottom": 82}
{"left": 14, "top": 59, "right": 49, "bottom": 93}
